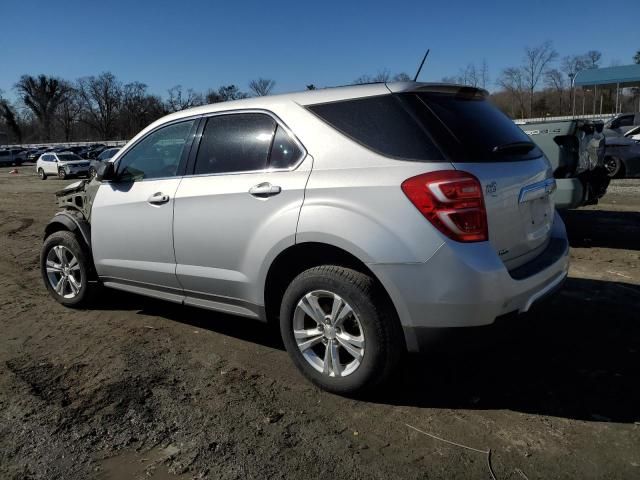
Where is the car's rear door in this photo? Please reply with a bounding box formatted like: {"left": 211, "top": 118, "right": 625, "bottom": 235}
{"left": 172, "top": 111, "right": 311, "bottom": 317}
{"left": 91, "top": 119, "right": 198, "bottom": 297}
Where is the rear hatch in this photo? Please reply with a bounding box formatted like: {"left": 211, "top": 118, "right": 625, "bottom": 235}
{"left": 395, "top": 86, "right": 555, "bottom": 270}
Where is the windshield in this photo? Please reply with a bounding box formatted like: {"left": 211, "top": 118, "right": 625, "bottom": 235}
{"left": 57, "top": 154, "right": 83, "bottom": 161}
{"left": 399, "top": 89, "right": 542, "bottom": 161}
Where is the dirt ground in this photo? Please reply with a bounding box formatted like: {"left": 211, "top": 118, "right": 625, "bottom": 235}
{"left": 0, "top": 166, "right": 638, "bottom": 480}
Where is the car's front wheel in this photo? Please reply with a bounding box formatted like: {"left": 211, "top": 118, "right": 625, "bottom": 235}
{"left": 280, "top": 266, "right": 403, "bottom": 395}
{"left": 58, "top": 168, "right": 67, "bottom": 179}
{"left": 38, "top": 168, "right": 47, "bottom": 180}
{"left": 40, "top": 231, "right": 95, "bottom": 307}
{"left": 88, "top": 167, "right": 97, "bottom": 178}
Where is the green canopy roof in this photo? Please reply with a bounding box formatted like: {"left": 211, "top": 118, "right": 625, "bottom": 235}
{"left": 574, "top": 64, "right": 640, "bottom": 87}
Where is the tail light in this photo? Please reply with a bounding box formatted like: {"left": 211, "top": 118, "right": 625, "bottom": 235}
{"left": 401, "top": 170, "right": 488, "bottom": 242}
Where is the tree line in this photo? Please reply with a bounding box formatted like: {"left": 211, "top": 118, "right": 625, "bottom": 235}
{"left": 0, "top": 75, "right": 277, "bottom": 144}
{"left": 1, "top": 47, "right": 639, "bottom": 144}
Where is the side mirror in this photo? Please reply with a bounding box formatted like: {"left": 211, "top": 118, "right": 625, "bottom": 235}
{"left": 96, "top": 162, "right": 116, "bottom": 182}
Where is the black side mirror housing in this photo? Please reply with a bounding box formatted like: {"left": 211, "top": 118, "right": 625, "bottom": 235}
{"left": 96, "top": 162, "right": 116, "bottom": 182}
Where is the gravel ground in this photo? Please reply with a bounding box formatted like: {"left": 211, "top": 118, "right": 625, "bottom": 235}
{"left": 0, "top": 166, "right": 638, "bottom": 480}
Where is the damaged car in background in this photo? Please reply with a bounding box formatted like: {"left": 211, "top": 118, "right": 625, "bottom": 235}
{"left": 516, "top": 119, "right": 608, "bottom": 209}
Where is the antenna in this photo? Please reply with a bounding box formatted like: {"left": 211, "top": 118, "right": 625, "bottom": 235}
{"left": 413, "top": 49, "right": 430, "bottom": 82}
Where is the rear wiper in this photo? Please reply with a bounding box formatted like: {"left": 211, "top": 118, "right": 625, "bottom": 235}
{"left": 492, "top": 141, "right": 536, "bottom": 154}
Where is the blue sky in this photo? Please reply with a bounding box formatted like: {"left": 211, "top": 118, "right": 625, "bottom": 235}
{"left": 1, "top": 0, "right": 638, "bottom": 99}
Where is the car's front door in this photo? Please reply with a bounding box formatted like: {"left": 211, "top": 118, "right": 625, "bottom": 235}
{"left": 173, "top": 112, "right": 311, "bottom": 316}
{"left": 91, "top": 119, "right": 198, "bottom": 299}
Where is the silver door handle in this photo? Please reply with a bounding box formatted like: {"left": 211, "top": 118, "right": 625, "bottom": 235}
{"left": 249, "top": 183, "right": 281, "bottom": 198}
{"left": 148, "top": 192, "right": 170, "bottom": 204}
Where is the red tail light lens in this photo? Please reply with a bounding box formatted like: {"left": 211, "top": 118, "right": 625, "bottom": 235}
{"left": 401, "top": 170, "right": 488, "bottom": 242}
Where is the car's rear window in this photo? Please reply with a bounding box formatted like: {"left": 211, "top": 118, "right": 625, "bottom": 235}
{"left": 401, "top": 90, "right": 542, "bottom": 161}
{"left": 309, "top": 90, "right": 541, "bottom": 163}
{"left": 308, "top": 95, "right": 444, "bottom": 161}
{"left": 58, "top": 154, "right": 82, "bottom": 161}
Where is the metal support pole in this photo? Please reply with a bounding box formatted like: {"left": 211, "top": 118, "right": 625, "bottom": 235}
{"left": 615, "top": 83, "right": 620, "bottom": 113}
{"left": 593, "top": 85, "right": 597, "bottom": 115}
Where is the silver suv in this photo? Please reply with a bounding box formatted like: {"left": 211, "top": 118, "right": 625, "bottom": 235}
{"left": 41, "top": 82, "right": 569, "bottom": 394}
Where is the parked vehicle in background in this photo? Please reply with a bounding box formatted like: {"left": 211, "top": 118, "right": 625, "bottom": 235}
{"left": 36, "top": 152, "right": 91, "bottom": 180}
{"left": 0, "top": 149, "right": 25, "bottom": 166}
{"left": 625, "top": 125, "right": 640, "bottom": 141}
{"left": 41, "top": 82, "right": 569, "bottom": 394}
{"left": 603, "top": 112, "right": 640, "bottom": 137}
{"left": 89, "top": 147, "right": 120, "bottom": 177}
{"left": 517, "top": 119, "right": 608, "bottom": 209}
{"left": 86, "top": 145, "right": 107, "bottom": 159}
{"left": 604, "top": 135, "right": 640, "bottom": 178}
{"left": 26, "top": 148, "right": 46, "bottom": 162}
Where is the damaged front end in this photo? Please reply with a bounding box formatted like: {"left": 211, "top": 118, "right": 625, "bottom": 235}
{"left": 55, "top": 177, "right": 101, "bottom": 223}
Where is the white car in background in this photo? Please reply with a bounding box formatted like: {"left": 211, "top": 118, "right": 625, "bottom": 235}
{"left": 36, "top": 152, "right": 91, "bottom": 180}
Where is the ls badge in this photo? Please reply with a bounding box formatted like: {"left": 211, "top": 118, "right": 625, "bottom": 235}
{"left": 485, "top": 181, "right": 498, "bottom": 197}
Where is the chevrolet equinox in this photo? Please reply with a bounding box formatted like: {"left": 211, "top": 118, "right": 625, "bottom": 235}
{"left": 41, "top": 82, "right": 569, "bottom": 394}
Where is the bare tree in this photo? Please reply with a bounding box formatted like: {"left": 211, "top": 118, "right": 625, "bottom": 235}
{"left": 77, "top": 72, "right": 123, "bottom": 139}
{"left": 120, "top": 82, "right": 164, "bottom": 138}
{"left": 585, "top": 50, "right": 602, "bottom": 69}
{"left": 166, "top": 85, "right": 203, "bottom": 112}
{"left": 393, "top": 72, "right": 412, "bottom": 82}
{"left": 498, "top": 67, "right": 528, "bottom": 118}
{"left": 15, "top": 74, "right": 69, "bottom": 141}
{"left": 480, "top": 59, "right": 490, "bottom": 89}
{"left": 248, "top": 78, "right": 276, "bottom": 96}
{"left": 561, "top": 55, "right": 587, "bottom": 115}
{"left": 56, "top": 84, "right": 83, "bottom": 141}
{"left": 523, "top": 41, "right": 558, "bottom": 116}
{"left": 634, "top": 50, "right": 640, "bottom": 64}
{"left": 0, "top": 91, "right": 22, "bottom": 144}
{"left": 205, "top": 85, "right": 248, "bottom": 103}
{"left": 306, "top": 84, "right": 317, "bottom": 90}
{"left": 545, "top": 69, "right": 566, "bottom": 115}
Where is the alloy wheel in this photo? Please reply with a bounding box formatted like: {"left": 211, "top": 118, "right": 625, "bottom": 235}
{"left": 293, "top": 290, "right": 365, "bottom": 377}
{"left": 45, "top": 245, "right": 82, "bottom": 299}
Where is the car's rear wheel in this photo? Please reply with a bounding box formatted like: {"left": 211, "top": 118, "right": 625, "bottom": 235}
{"left": 40, "top": 231, "right": 95, "bottom": 307}
{"left": 280, "top": 266, "right": 403, "bottom": 395}
{"left": 38, "top": 168, "right": 47, "bottom": 180}
{"left": 58, "top": 168, "right": 67, "bottom": 180}
{"left": 604, "top": 157, "right": 624, "bottom": 178}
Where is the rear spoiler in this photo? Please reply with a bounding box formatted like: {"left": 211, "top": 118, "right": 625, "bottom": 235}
{"left": 385, "top": 81, "right": 489, "bottom": 98}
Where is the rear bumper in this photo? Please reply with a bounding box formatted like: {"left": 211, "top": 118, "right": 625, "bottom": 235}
{"left": 368, "top": 211, "right": 569, "bottom": 353}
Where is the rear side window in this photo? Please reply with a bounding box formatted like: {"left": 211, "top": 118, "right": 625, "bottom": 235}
{"left": 269, "top": 125, "right": 304, "bottom": 169}
{"left": 308, "top": 96, "right": 444, "bottom": 161}
{"left": 194, "top": 113, "right": 276, "bottom": 175}
{"left": 404, "top": 90, "right": 542, "bottom": 161}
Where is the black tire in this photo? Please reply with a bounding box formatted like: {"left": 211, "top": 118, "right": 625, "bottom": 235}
{"left": 38, "top": 168, "right": 47, "bottom": 180}
{"left": 89, "top": 167, "right": 97, "bottom": 178}
{"left": 40, "top": 231, "right": 95, "bottom": 307}
{"left": 279, "top": 266, "right": 403, "bottom": 395}
{"left": 604, "top": 157, "right": 624, "bottom": 178}
{"left": 58, "top": 168, "right": 67, "bottom": 180}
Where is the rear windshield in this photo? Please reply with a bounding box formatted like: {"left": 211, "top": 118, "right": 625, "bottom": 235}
{"left": 58, "top": 154, "right": 83, "bottom": 161}
{"left": 404, "top": 90, "right": 541, "bottom": 161}
{"left": 308, "top": 90, "right": 541, "bottom": 162}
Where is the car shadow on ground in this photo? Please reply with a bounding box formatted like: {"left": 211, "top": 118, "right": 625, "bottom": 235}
{"left": 373, "top": 277, "right": 640, "bottom": 423}
{"left": 561, "top": 209, "right": 640, "bottom": 250}
{"left": 92, "top": 277, "right": 640, "bottom": 424}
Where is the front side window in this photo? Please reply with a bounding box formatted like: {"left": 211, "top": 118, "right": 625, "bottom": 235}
{"left": 194, "top": 113, "right": 276, "bottom": 175}
{"left": 117, "top": 120, "right": 196, "bottom": 181}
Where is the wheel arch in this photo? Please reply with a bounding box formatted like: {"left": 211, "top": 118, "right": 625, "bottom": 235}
{"left": 263, "top": 241, "right": 404, "bottom": 348}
